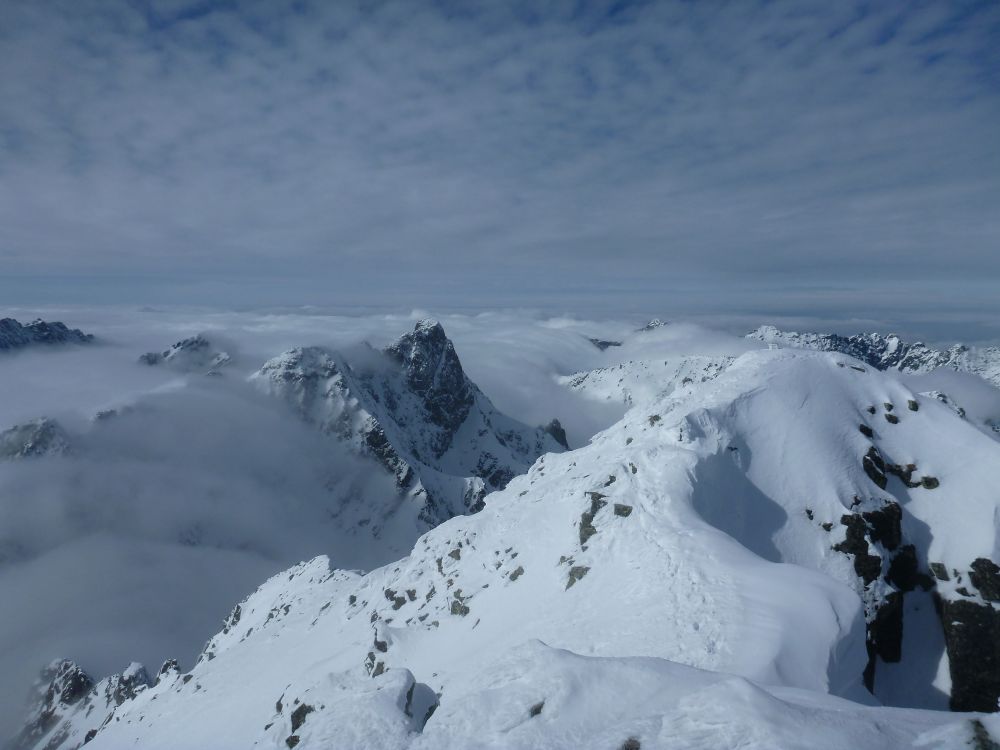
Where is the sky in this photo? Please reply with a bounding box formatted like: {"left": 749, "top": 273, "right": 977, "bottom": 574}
{"left": 0, "top": 0, "right": 998, "bottom": 338}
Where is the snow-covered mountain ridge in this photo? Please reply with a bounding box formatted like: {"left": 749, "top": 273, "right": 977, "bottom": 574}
{"left": 18, "top": 347, "right": 1000, "bottom": 749}
{"left": 0, "top": 319, "right": 93, "bottom": 352}
{"left": 138, "top": 335, "right": 231, "bottom": 373}
{"left": 748, "top": 324, "right": 1000, "bottom": 388}
{"left": 251, "top": 320, "right": 565, "bottom": 527}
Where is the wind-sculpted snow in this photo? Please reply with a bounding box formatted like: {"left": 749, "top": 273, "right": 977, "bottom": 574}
{"left": 558, "top": 354, "right": 733, "bottom": 406}
{"left": 20, "top": 348, "right": 1000, "bottom": 748}
{"left": 252, "top": 320, "right": 565, "bottom": 526}
{"left": 0, "top": 319, "right": 93, "bottom": 353}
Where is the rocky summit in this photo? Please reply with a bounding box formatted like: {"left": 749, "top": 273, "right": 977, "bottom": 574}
{"left": 138, "top": 335, "right": 232, "bottom": 373}
{"left": 251, "top": 320, "right": 565, "bottom": 527}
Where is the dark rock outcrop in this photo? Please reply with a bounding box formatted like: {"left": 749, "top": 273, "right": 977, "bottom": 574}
{"left": 543, "top": 419, "right": 569, "bottom": 450}
{"left": 970, "top": 559, "right": 1000, "bottom": 602}
{"left": 938, "top": 597, "right": 1000, "bottom": 712}
{"left": 833, "top": 514, "right": 882, "bottom": 585}
{"left": 587, "top": 337, "right": 622, "bottom": 351}
{"left": 11, "top": 660, "right": 93, "bottom": 750}
{"left": 862, "top": 447, "right": 887, "bottom": 490}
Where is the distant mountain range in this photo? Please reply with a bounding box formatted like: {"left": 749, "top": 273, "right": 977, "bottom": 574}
{"left": 747, "top": 325, "right": 1000, "bottom": 388}
{"left": 0, "top": 319, "right": 93, "bottom": 352}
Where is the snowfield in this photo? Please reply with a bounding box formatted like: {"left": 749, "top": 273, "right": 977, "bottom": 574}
{"left": 13, "top": 333, "right": 1000, "bottom": 750}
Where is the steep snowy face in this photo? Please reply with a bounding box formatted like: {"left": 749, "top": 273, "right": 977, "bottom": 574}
{"left": 138, "top": 335, "right": 232, "bottom": 373}
{"left": 0, "top": 319, "right": 93, "bottom": 352}
{"left": 15, "top": 348, "right": 1000, "bottom": 749}
{"left": 748, "top": 325, "right": 1000, "bottom": 389}
{"left": 667, "top": 352, "right": 1000, "bottom": 712}
{"left": 251, "top": 320, "right": 564, "bottom": 526}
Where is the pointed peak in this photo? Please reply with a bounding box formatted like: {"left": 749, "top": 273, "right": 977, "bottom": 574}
{"left": 542, "top": 418, "right": 569, "bottom": 450}
{"left": 636, "top": 318, "right": 667, "bottom": 333}
{"left": 385, "top": 319, "right": 455, "bottom": 365}
{"left": 413, "top": 318, "right": 445, "bottom": 336}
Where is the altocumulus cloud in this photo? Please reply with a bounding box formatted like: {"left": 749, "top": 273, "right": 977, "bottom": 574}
{"left": 0, "top": 0, "right": 998, "bottom": 324}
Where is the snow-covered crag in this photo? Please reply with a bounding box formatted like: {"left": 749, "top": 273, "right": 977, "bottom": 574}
{"left": 18, "top": 348, "right": 1000, "bottom": 749}
{"left": 748, "top": 325, "right": 1000, "bottom": 388}
{"left": 0, "top": 319, "right": 93, "bottom": 352}
{"left": 251, "top": 320, "right": 565, "bottom": 526}
{"left": 138, "top": 335, "right": 232, "bottom": 373}
{"left": 0, "top": 419, "right": 70, "bottom": 460}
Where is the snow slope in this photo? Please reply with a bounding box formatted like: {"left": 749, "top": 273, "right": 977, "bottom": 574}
{"left": 20, "top": 348, "right": 1000, "bottom": 748}
{"left": 558, "top": 354, "right": 732, "bottom": 406}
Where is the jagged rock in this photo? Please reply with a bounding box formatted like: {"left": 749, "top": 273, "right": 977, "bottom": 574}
{"left": 871, "top": 591, "right": 904, "bottom": 664}
{"left": 566, "top": 565, "right": 590, "bottom": 589}
{"left": 11, "top": 660, "right": 94, "bottom": 749}
{"left": 104, "top": 663, "right": 151, "bottom": 707}
{"left": 290, "top": 703, "right": 314, "bottom": 733}
{"left": 885, "top": 462, "right": 921, "bottom": 489}
{"left": 970, "top": 559, "right": 1000, "bottom": 602}
{"left": 862, "top": 447, "right": 887, "bottom": 489}
{"left": 0, "top": 418, "right": 70, "bottom": 460}
{"left": 971, "top": 719, "right": 1000, "bottom": 750}
{"left": 833, "top": 514, "right": 882, "bottom": 586}
{"left": 886, "top": 545, "right": 923, "bottom": 591}
{"left": 542, "top": 419, "right": 569, "bottom": 450}
{"left": 938, "top": 597, "right": 1000, "bottom": 712}
{"left": 862, "top": 502, "right": 902, "bottom": 551}
{"left": 139, "top": 335, "right": 231, "bottom": 373}
{"left": 155, "top": 659, "right": 179, "bottom": 684}
{"left": 930, "top": 562, "right": 950, "bottom": 581}
{"left": 636, "top": 318, "right": 666, "bottom": 332}
{"left": 587, "top": 337, "right": 622, "bottom": 351}
{"left": 0, "top": 318, "right": 93, "bottom": 351}
{"left": 859, "top": 424, "right": 874, "bottom": 438}
{"left": 920, "top": 476, "right": 939, "bottom": 490}
{"left": 579, "top": 494, "right": 606, "bottom": 546}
